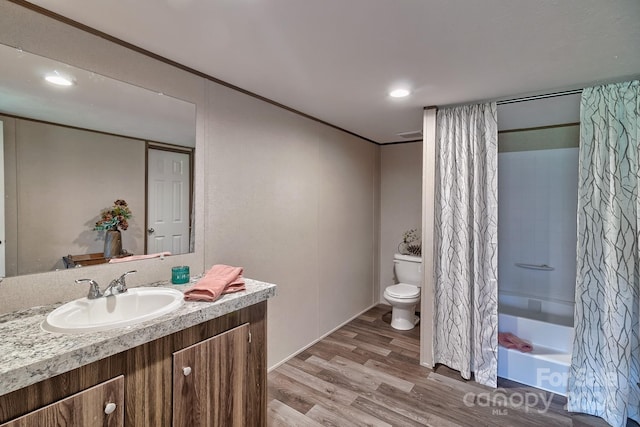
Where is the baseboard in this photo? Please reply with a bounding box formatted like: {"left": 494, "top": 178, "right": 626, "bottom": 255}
{"left": 267, "top": 303, "right": 379, "bottom": 372}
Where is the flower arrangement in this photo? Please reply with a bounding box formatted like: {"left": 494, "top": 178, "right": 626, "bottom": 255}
{"left": 399, "top": 228, "right": 421, "bottom": 256}
{"left": 95, "top": 199, "right": 132, "bottom": 231}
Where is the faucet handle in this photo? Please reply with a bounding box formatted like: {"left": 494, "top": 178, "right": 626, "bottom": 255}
{"left": 76, "top": 278, "right": 102, "bottom": 299}
{"left": 116, "top": 270, "right": 137, "bottom": 292}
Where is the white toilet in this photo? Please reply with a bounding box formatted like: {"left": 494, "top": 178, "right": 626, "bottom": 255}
{"left": 384, "top": 253, "right": 422, "bottom": 330}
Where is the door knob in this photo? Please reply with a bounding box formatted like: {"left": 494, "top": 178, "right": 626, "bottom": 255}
{"left": 183, "top": 366, "right": 192, "bottom": 376}
{"left": 147, "top": 228, "right": 155, "bottom": 234}
{"left": 104, "top": 402, "right": 117, "bottom": 415}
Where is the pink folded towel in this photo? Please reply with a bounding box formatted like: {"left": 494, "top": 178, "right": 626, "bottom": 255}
{"left": 109, "top": 252, "right": 171, "bottom": 263}
{"left": 498, "top": 332, "right": 533, "bottom": 353}
{"left": 184, "top": 264, "right": 246, "bottom": 302}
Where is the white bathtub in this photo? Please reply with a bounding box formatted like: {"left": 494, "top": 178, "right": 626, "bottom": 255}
{"left": 497, "top": 293, "right": 574, "bottom": 396}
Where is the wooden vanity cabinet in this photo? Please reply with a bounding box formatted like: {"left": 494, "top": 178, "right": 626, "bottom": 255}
{"left": 0, "top": 301, "right": 267, "bottom": 427}
{"left": 0, "top": 376, "right": 124, "bottom": 427}
{"left": 173, "top": 324, "right": 249, "bottom": 427}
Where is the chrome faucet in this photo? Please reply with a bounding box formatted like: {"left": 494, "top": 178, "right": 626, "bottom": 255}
{"left": 75, "top": 278, "right": 103, "bottom": 299}
{"left": 75, "top": 270, "right": 137, "bottom": 299}
{"left": 104, "top": 270, "right": 137, "bottom": 297}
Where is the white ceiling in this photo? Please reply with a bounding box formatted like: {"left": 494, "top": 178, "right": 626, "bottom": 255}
{"left": 27, "top": 0, "right": 640, "bottom": 143}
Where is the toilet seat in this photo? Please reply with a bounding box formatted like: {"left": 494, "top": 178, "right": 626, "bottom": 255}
{"left": 385, "top": 283, "right": 420, "bottom": 299}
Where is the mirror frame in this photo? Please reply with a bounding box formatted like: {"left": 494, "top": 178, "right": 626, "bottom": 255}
{"left": 0, "top": 0, "right": 205, "bottom": 313}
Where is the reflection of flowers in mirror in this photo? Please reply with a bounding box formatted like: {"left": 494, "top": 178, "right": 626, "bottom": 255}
{"left": 95, "top": 199, "right": 132, "bottom": 231}
{"left": 399, "top": 228, "right": 421, "bottom": 256}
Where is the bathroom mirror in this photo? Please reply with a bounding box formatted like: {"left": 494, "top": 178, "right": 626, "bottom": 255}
{"left": 0, "top": 42, "right": 197, "bottom": 277}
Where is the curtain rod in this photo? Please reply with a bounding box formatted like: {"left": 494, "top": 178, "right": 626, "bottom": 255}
{"left": 496, "top": 89, "right": 583, "bottom": 105}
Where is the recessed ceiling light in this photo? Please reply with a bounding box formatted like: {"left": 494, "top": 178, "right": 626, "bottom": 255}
{"left": 45, "top": 71, "right": 74, "bottom": 87}
{"left": 389, "top": 88, "right": 410, "bottom": 98}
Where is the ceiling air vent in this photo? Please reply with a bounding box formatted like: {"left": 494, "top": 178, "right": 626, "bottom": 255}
{"left": 396, "top": 130, "right": 423, "bottom": 139}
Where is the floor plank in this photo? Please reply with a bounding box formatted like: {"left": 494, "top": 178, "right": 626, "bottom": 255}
{"left": 268, "top": 399, "right": 325, "bottom": 427}
{"left": 277, "top": 362, "right": 360, "bottom": 404}
{"left": 267, "top": 304, "right": 624, "bottom": 427}
{"left": 331, "top": 355, "right": 414, "bottom": 393}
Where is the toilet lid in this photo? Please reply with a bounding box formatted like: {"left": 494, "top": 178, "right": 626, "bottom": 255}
{"left": 386, "top": 283, "right": 420, "bottom": 299}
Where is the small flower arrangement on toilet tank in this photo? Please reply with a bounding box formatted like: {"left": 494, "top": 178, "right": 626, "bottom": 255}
{"left": 399, "top": 229, "right": 421, "bottom": 256}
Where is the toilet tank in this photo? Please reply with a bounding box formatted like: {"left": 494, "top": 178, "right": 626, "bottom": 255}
{"left": 394, "top": 253, "right": 422, "bottom": 285}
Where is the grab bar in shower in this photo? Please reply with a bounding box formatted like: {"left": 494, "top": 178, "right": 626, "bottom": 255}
{"left": 515, "top": 263, "right": 554, "bottom": 271}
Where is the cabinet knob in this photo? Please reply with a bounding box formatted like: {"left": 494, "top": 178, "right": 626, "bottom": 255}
{"left": 183, "top": 366, "right": 192, "bottom": 376}
{"left": 104, "top": 402, "right": 117, "bottom": 415}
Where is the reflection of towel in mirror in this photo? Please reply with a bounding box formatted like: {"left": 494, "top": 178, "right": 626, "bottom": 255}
{"left": 498, "top": 332, "right": 533, "bottom": 352}
{"left": 184, "top": 264, "right": 245, "bottom": 302}
{"left": 108, "top": 252, "right": 171, "bottom": 263}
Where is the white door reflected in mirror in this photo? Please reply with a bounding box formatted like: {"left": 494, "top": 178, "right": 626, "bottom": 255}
{"left": 147, "top": 148, "right": 191, "bottom": 255}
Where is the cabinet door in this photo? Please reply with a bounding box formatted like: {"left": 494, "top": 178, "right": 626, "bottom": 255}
{"left": 173, "top": 323, "right": 249, "bottom": 427}
{"left": 1, "top": 375, "right": 124, "bottom": 427}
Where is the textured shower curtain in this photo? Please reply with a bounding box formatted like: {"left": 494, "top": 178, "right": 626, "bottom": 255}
{"left": 433, "top": 103, "right": 498, "bottom": 387}
{"left": 568, "top": 81, "right": 639, "bottom": 427}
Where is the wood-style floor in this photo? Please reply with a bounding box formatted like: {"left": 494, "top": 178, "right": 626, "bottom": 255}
{"left": 267, "top": 305, "right": 622, "bottom": 427}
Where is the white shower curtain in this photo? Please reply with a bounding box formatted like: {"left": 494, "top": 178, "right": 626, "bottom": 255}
{"left": 568, "top": 80, "right": 639, "bottom": 427}
{"left": 433, "top": 103, "right": 498, "bottom": 387}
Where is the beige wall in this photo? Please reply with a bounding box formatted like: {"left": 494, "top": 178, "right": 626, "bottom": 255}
{"left": 1, "top": 117, "right": 145, "bottom": 275}
{"left": 204, "top": 82, "right": 378, "bottom": 367}
{"left": 378, "top": 142, "right": 422, "bottom": 302}
{"left": 0, "top": 1, "right": 380, "bottom": 371}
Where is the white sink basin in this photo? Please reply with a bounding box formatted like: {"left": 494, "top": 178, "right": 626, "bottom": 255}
{"left": 42, "top": 287, "right": 184, "bottom": 334}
